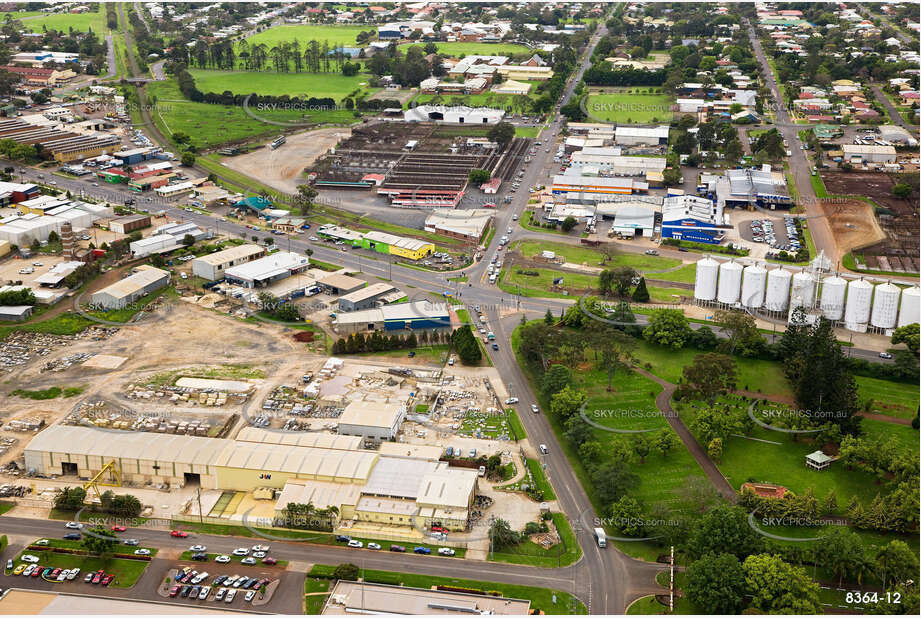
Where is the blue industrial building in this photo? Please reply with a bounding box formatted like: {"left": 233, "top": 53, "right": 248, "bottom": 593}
{"left": 660, "top": 195, "right": 727, "bottom": 245}
{"left": 334, "top": 300, "right": 451, "bottom": 335}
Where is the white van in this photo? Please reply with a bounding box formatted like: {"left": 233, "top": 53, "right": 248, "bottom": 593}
{"left": 594, "top": 527, "right": 607, "bottom": 548}
{"left": 489, "top": 274, "right": 497, "bottom": 284}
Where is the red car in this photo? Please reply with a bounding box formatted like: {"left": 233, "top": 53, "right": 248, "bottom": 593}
{"left": 101, "top": 574, "right": 114, "bottom": 586}
{"left": 92, "top": 570, "right": 104, "bottom": 584}
{"left": 169, "top": 585, "right": 181, "bottom": 597}
{"left": 110, "top": 525, "right": 127, "bottom": 532}
{"left": 31, "top": 566, "right": 42, "bottom": 577}
{"left": 170, "top": 530, "right": 188, "bottom": 538}
{"left": 50, "top": 568, "right": 62, "bottom": 579}
{"left": 261, "top": 557, "right": 277, "bottom": 565}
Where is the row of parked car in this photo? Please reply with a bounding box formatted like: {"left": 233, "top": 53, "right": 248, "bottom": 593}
{"left": 334, "top": 535, "right": 455, "bottom": 556}
{"left": 169, "top": 569, "right": 268, "bottom": 604}
{"left": 10, "top": 561, "right": 113, "bottom": 586}
{"left": 186, "top": 544, "right": 277, "bottom": 565}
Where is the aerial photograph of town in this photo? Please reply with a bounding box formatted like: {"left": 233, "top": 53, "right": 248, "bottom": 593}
{"left": 0, "top": 0, "right": 917, "bottom": 615}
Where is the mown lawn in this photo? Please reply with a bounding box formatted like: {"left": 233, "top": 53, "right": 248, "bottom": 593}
{"left": 146, "top": 79, "right": 354, "bottom": 148}
{"left": 514, "top": 241, "right": 681, "bottom": 271}
{"left": 631, "top": 340, "right": 792, "bottom": 399}
{"left": 585, "top": 91, "right": 674, "bottom": 123}
{"left": 647, "top": 263, "right": 696, "bottom": 284}
{"left": 189, "top": 69, "right": 378, "bottom": 100}
{"left": 244, "top": 24, "right": 368, "bottom": 47}
{"left": 500, "top": 266, "right": 598, "bottom": 297}
{"left": 855, "top": 375, "right": 918, "bottom": 420}
{"left": 12, "top": 549, "right": 150, "bottom": 588}
{"left": 676, "top": 396, "right": 893, "bottom": 509}
{"left": 21, "top": 5, "right": 106, "bottom": 32}
{"left": 410, "top": 41, "right": 533, "bottom": 56}
{"left": 307, "top": 563, "right": 586, "bottom": 614}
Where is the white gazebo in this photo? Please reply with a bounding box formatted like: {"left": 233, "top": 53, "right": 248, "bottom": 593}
{"left": 805, "top": 450, "right": 833, "bottom": 471}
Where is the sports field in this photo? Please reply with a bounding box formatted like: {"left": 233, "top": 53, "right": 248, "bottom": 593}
{"left": 21, "top": 5, "right": 107, "bottom": 33}
{"left": 189, "top": 69, "right": 378, "bottom": 100}
{"left": 244, "top": 24, "right": 368, "bottom": 47}
{"left": 584, "top": 91, "right": 674, "bottom": 124}
{"left": 406, "top": 41, "right": 533, "bottom": 56}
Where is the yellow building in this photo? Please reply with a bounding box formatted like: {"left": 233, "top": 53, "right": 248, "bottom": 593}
{"left": 496, "top": 65, "right": 553, "bottom": 81}
{"left": 0, "top": 239, "right": 9, "bottom": 258}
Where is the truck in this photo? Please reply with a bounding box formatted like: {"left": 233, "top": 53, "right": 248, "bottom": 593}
{"left": 594, "top": 528, "right": 607, "bottom": 548}
{"left": 480, "top": 315, "right": 487, "bottom": 324}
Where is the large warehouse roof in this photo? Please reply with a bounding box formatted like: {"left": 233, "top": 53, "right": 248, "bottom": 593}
{"left": 27, "top": 425, "right": 377, "bottom": 481}
{"left": 94, "top": 266, "right": 169, "bottom": 301}
{"left": 25, "top": 425, "right": 227, "bottom": 467}
{"left": 339, "top": 400, "right": 404, "bottom": 430}
{"left": 194, "top": 244, "right": 264, "bottom": 266}
{"left": 362, "top": 456, "right": 444, "bottom": 499}
{"left": 235, "top": 427, "right": 362, "bottom": 451}
{"left": 417, "top": 469, "right": 478, "bottom": 509}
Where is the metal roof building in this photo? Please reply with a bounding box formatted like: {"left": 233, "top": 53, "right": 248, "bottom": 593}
{"left": 323, "top": 581, "right": 530, "bottom": 616}
{"left": 337, "top": 282, "right": 399, "bottom": 312}
{"left": 337, "top": 400, "right": 406, "bottom": 441}
{"left": 610, "top": 206, "right": 656, "bottom": 238}
{"left": 333, "top": 300, "right": 451, "bottom": 335}
{"left": 191, "top": 244, "right": 266, "bottom": 281}
{"left": 224, "top": 251, "right": 310, "bottom": 288}
{"left": 90, "top": 265, "right": 169, "bottom": 309}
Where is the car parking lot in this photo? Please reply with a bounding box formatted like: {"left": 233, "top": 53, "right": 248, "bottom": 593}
{"left": 162, "top": 563, "right": 279, "bottom": 607}
{"left": 738, "top": 215, "right": 801, "bottom": 254}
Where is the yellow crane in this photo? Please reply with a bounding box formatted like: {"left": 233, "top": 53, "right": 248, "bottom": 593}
{"left": 82, "top": 460, "right": 122, "bottom": 503}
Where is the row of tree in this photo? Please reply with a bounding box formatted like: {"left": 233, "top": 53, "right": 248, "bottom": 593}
{"left": 450, "top": 325, "right": 481, "bottom": 365}
{"left": 53, "top": 487, "right": 142, "bottom": 518}
{"left": 332, "top": 330, "right": 419, "bottom": 355}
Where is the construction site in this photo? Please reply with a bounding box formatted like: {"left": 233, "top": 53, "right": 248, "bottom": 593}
{"left": 820, "top": 172, "right": 920, "bottom": 273}
{"left": 309, "top": 122, "right": 529, "bottom": 208}
{"left": 0, "top": 297, "right": 548, "bottom": 554}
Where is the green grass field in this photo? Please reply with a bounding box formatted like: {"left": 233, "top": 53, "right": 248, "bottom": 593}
{"left": 585, "top": 91, "right": 674, "bottom": 124}
{"left": 676, "top": 396, "right": 894, "bottom": 509}
{"left": 21, "top": 5, "right": 106, "bottom": 33}
{"left": 12, "top": 548, "right": 150, "bottom": 588}
{"left": 189, "top": 69, "right": 378, "bottom": 99}
{"left": 647, "top": 263, "right": 696, "bottom": 284}
{"left": 859, "top": 417, "right": 919, "bottom": 455}
{"left": 307, "top": 564, "right": 586, "bottom": 614}
{"left": 514, "top": 241, "right": 681, "bottom": 271}
{"left": 500, "top": 266, "right": 598, "bottom": 298}
{"left": 146, "top": 79, "right": 354, "bottom": 148}
{"left": 406, "top": 41, "right": 533, "bottom": 56}
{"left": 647, "top": 286, "right": 689, "bottom": 303}
{"left": 632, "top": 340, "right": 792, "bottom": 399}
{"left": 244, "top": 24, "right": 368, "bottom": 47}
{"left": 856, "top": 376, "right": 919, "bottom": 420}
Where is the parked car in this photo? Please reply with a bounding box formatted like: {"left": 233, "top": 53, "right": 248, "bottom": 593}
{"left": 232, "top": 547, "right": 249, "bottom": 556}
{"left": 83, "top": 571, "right": 94, "bottom": 583}
{"left": 133, "top": 549, "right": 151, "bottom": 556}
{"left": 389, "top": 545, "right": 406, "bottom": 553}
{"left": 169, "top": 585, "right": 181, "bottom": 597}
{"left": 241, "top": 557, "right": 256, "bottom": 565}
{"left": 123, "top": 539, "right": 139, "bottom": 546}
{"left": 215, "top": 588, "right": 226, "bottom": 601}
{"left": 413, "top": 547, "right": 431, "bottom": 555}
{"left": 63, "top": 533, "right": 81, "bottom": 540}
{"left": 262, "top": 557, "right": 277, "bottom": 565}
{"left": 245, "top": 590, "right": 257, "bottom": 602}
{"left": 438, "top": 548, "right": 455, "bottom": 556}
{"left": 347, "top": 540, "right": 363, "bottom": 548}
{"left": 539, "top": 444, "right": 549, "bottom": 454}
{"left": 67, "top": 568, "right": 80, "bottom": 580}
{"left": 252, "top": 545, "right": 270, "bottom": 552}
{"left": 215, "top": 555, "right": 231, "bottom": 563}
{"left": 199, "top": 586, "right": 211, "bottom": 600}
{"left": 101, "top": 574, "right": 114, "bottom": 586}
{"left": 13, "top": 565, "right": 26, "bottom": 575}
{"left": 225, "top": 589, "right": 237, "bottom": 603}
{"left": 191, "top": 552, "right": 208, "bottom": 561}
{"left": 504, "top": 397, "right": 519, "bottom": 404}
{"left": 335, "top": 535, "right": 351, "bottom": 543}
{"left": 180, "top": 585, "right": 192, "bottom": 598}
{"left": 189, "top": 545, "right": 206, "bottom": 552}
{"left": 879, "top": 352, "right": 893, "bottom": 359}
{"left": 170, "top": 530, "right": 188, "bottom": 538}
{"left": 20, "top": 555, "right": 39, "bottom": 563}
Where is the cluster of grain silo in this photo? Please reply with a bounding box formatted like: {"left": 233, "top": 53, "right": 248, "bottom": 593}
{"left": 692, "top": 256, "right": 920, "bottom": 333}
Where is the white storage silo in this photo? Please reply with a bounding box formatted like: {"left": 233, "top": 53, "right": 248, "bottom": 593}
{"left": 717, "top": 259, "right": 743, "bottom": 305}
{"left": 764, "top": 267, "right": 792, "bottom": 312}
{"left": 870, "top": 282, "right": 901, "bottom": 330}
{"left": 694, "top": 256, "right": 720, "bottom": 302}
{"left": 790, "top": 270, "right": 817, "bottom": 309}
{"left": 897, "top": 286, "right": 920, "bottom": 327}
{"left": 844, "top": 278, "right": 873, "bottom": 328}
{"left": 820, "top": 275, "right": 847, "bottom": 321}
{"left": 741, "top": 263, "right": 767, "bottom": 309}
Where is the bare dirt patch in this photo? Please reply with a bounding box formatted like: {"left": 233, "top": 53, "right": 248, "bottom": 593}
{"left": 820, "top": 198, "right": 886, "bottom": 254}
{"left": 221, "top": 127, "right": 351, "bottom": 195}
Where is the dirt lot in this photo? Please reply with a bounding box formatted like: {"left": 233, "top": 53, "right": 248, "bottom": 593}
{"left": 820, "top": 172, "right": 919, "bottom": 272}
{"left": 819, "top": 197, "right": 886, "bottom": 255}
{"left": 220, "top": 127, "right": 351, "bottom": 195}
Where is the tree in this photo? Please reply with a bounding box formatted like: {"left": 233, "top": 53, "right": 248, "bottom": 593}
{"left": 662, "top": 166, "right": 682, "bottom": 186}
{"left": 631, "top": 277, "right": 650, "bottom": 302}
{"left": 451, "top": 326, "right": 481, "bottom": 365}
{"left": 707, "top": 437, "right": 722, "bottom": 461}
{"left": 332, "top": 563, "right": 360, "bottom": 581}
{"left": 560, "top": 216, "right": 578, "bottom": 232}
{"left": 181, "top": 234, "right": 195, "bottom": 247}
{"left": 632, "top": 433, "right": 652, "bottom": 463}
{"left": 591, "top": 461, "right": 639, "bottom": 505}
{"left": 54, "top": 487, "right": 87, "bottom": 511}
{"left": 681, "top": 353, "right": 737, "bottom": 404}
{"left": 690, "top": 325, "right": 718, "bottom": 349}
{"left": 819, "top": 527, "right": 872, "bottom": 586}
{"left": 541, "top": 364, "right": 572, "bottom": 398}
{"left": 600, "top": 266, "right": 636, "bottom": 297}
{"left": 82, "top": 527, "right": 118, "bottom": 556}
{"left": 608, "top": 496, "right": 644, "bottom": 536}
{"left": 654, "top": 428, "right": 680, "bottom": 458}
{"left": 875, "top": 540, "right": 919, "bottom": 588}
{"left": 743, "top": 554, "right": 823, "bottom": 614}
{"left": 685, "top": 553, "right": 747, "bottom": 614}
{"left": 487, "top": 121, "right": 515, "bottom": 146}
{"left": 713, "top": 309, "right": 766, "bottom": 357}
{"left": 891, "top": 323, "right": 919, "bottom": 356}
{"left": 549, "top": 385, "right": 586, "bottom": 421}
{"left": 488, "top": 517, "right": 520, "bottom": 549}
{"left": 688, "top": 505, "right": 762, "bottom": 560}
{"left": 892, "top": 182, "right": 912, "bottom": 199}
{"left": 294, "top": 184, "right": 317, "bottom": 217}
{"left": 544, "top": 308, "right": 554, "bottom": 325}
{"left": 180, "top": 151, "right": 196, "bottom": 166}
{"left": 468, "top": 168, "right": 491, "bottom": 184}
{"left": 643, "top": 309, "right": 692, "bottom": 349}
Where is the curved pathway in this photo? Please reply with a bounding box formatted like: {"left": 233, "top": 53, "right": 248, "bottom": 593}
{"left": 632, "top": 367, "right": 737, "bottom": 501}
